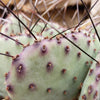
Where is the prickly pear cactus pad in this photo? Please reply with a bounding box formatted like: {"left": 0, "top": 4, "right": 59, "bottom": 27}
{"left": 31, "top": 22, "right": 68, "bottom": 38}
{"left": 1, "top": 12, "right": 27, "bottom": 35}
{"left": 6, "top": 32, "right": 100, "bottom": 100}
{"left": 79, "top": 53, "right": 100, "bottom": 100}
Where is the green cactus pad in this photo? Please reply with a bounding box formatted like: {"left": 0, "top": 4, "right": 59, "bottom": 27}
{"left": 79, "top": 53, "right": 100, "bottom": 100}
{"left": 1, "top": 12, "right": 27, "bottom": 35}
{"left": 31, "top": 22, "right": 69, "bottom": 38}
{"left": 6, "top": 32, "right": 99, "bottom": 100}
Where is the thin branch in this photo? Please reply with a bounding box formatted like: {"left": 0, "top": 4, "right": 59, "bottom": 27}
{"left": 0, "top": 32, "right": 23, "bottom": 46}
{"left": 0, "top": 53, "right": 13, "bottom": 58}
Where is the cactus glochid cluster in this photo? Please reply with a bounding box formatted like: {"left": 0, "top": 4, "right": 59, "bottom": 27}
{"left": 0, "top": 0, "right": 100, "bottom": 100}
